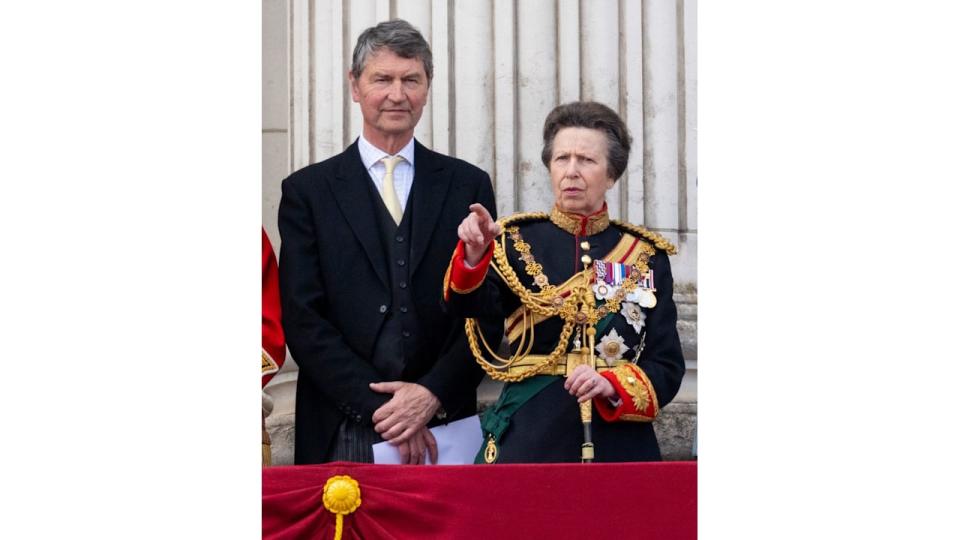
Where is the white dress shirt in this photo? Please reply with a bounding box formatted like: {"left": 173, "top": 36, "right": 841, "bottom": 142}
{"left": 357, "top": 134, "right": 416, "bottom": 214}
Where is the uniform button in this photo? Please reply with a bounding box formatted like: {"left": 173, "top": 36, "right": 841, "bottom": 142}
{"left": 397, "top": 259, "right": 406, "bottom": 266}
{"left": 395, "top": 235, "right": 404, "bottom": 243}
{"left": 402, "top": 331, "right": 411, "bottom": 338}
{"left": 379, "top": 304, "right": 387, "bottom": 313}
{"left": 355, "top": 414, "right": 362, "bottom": 422}
{"left": 399, "top": 281, "right": 407, "bottom": 289}
{"left": 400, "top": 306, "right": 408, "bottom": 313}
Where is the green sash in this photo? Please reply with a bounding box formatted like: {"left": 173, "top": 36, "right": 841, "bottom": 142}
{"left": 474, "top": 375, "right": 558, "bottom": 464}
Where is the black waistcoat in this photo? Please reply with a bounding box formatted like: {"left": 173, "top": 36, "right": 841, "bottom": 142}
{"left": 367, "top": 180, "right": 421, "bottom": 381}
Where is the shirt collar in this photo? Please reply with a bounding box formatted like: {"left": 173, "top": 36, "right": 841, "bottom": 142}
{"left": 357, "top": 133, "right": 416, "bottom": 172}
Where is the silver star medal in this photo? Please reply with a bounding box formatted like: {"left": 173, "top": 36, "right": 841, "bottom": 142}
{"left": 595, "top": 328, "right": 629, "bottom": 367}
{"left": 619, "top": 301, "right": 646, "bottom": 333}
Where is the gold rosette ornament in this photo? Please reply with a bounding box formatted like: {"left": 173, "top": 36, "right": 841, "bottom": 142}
{"left": 322, "top": 475, "right": 362, "bottom": 540}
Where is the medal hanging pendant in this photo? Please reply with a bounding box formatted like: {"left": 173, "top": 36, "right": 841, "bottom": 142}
{"left": 484, "top": 435, "right": 498, "bottom": 463}
{"left": 638, "top": 289, "right": 657, "bottom": 308}
{"left": 593, "top": 281, "right": 617, "bottom": 301}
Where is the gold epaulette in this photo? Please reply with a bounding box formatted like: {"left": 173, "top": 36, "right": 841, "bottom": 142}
{"left": 611, "top": 220, "right": 678, "bottom": 255}
{"left": 497, "top": 211, "right": 549, "bottom": 229}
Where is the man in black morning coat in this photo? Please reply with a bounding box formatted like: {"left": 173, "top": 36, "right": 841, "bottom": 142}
{"left": 278, "top": 20, "right": 495, "bottom": 464}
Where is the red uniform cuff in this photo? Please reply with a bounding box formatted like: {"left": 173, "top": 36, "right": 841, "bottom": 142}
{"left": 594, "top": 364, "right": 660, "bottom": 422}
{"left": 443, "top": 240, "right": 494, "bottom": 301}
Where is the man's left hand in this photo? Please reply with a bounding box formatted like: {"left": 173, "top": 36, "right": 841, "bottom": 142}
{"left": 370, "top": 381, "right": 441, "bottom": 443}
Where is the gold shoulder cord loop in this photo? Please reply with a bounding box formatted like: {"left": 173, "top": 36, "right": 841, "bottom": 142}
{"left": 610, "top": 220, "right": 678, "bottom": 255}
{"left": 464, "top": 213, "right": 578, "bottom": 382}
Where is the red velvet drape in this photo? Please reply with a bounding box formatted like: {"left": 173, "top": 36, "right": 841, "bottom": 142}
{"left": 263, "top": 461, "right": 696, "bottom": 539}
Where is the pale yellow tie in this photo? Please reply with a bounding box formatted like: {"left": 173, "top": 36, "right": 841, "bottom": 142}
{"left": 380, "top": 155, "right": 405, "bottom": 225}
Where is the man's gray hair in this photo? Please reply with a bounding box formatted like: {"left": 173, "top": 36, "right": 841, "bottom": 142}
{"left": 351, "top": 19, "right": 433, "bottom": 81}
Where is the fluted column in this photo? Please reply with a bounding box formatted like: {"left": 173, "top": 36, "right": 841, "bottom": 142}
{"left": 580, "top": 0, "right": 622, "bottom": 218}
{"left": 515, "top": 0, "right": 557, "bottom": 213}
{"left": 492, "top": 0, "right": 516, "bottom": 216}
{"left": 623, "top": 0, "right": 645, "bottom": 225}
{"left": 453, "top": 0, "right": 495, "bottom": 176}
{"left": 642, "top": 0, "right": 680, "bottom": 248}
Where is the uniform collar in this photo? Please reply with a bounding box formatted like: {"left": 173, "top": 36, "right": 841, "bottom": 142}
{"left": 549, "top": 204, "right": 610, "bottom": 236}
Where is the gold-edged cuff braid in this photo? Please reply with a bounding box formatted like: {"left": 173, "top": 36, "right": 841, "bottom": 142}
{"left": 442, "top": 257, "right": 453, "bottom": 300}
{"left": 445, "top": 241, "right": 493, "bottom": 299}
{"left": 611, "top": 220, "right": 678, "bottom": 255}
{"left": 610, "top": 363, "right": 660, "bottom": 422}
{"left": 447, "top": 260, "right": 485, "bottom": 295}
{"left": 262, "top": 349, "right": 279, "bottom": 375}
{"left": 451, "top": 281, "right": 483, "bottom": 294}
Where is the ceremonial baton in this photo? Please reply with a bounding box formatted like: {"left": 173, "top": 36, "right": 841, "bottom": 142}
{"left": 578, "top": 254, "right": 597, "bottom": 463}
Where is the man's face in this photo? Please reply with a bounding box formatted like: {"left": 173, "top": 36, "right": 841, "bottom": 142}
{"left": 549, "top": 127, "right": 615, "bottom": 215}
{"left": 350, "top": 48, "right": 429, "bottom": 144}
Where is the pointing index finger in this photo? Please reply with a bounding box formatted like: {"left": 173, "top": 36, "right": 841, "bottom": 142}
{"left": 468, "top": 203, "right": 493, "bottom": 225}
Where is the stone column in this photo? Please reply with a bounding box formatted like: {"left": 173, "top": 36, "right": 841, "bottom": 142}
{"left": 642, "top": 0, "right": 680, "bottom": 248}
{"left": 453, "top": 0, "right": 495, "bottom": 176}
{"left": 580, "top": 0, "right": 622, "bottom": 218}
{"left": 492, "top": 0, "right": 517, "bottom": 215}
{"left": 396, "top": 0, "right": 435, "bottom": 147}
{"left": 515, "top": 0, "right": 557, "bottom": 213}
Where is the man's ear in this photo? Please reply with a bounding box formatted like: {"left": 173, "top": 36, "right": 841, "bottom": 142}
{"left": 348, "top": 70, "right": 360, "bottom": 103}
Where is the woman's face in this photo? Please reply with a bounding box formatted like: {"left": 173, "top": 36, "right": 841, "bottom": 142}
{"left": 548, "top": 127, "right": 615, "bottom": 216}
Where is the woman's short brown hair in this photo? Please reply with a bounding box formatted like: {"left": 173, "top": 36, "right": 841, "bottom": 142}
{"left": 541, "top": 101, "right": 632, "bottom": 181}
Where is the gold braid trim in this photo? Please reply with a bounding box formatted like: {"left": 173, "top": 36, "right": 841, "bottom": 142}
{"left": 502, "top": 232, "right": 653, "bottom": 343}
{"left": 443, "top": 244, "right": 489, "bottom": 297}
{"left": 489, "top": 212, "right": 565, "bottom": 318}
{"left": 442, "top": 257, "right": 453, "bottom": 297}
{"left": 504, "top": 269, "right": 584, "bottom": 343}
{"left": 611, "top": 220, "right": 678, "bottom": 255}
{"left": 451, "top": 281, "right": 484, "bottom": 294}
{"left": 465, "top": 212, "right": 580, "bottom": 382}
{"left": 262, "top": 350, "right": 279, "bottom": 375}
{"left": 466, "top": 317, "right": 575, "bottom": 382}
{"left": 549, "top": 205, "right": 610, "bottom": 235}
{"left": 463, "top": 213, "right": 667, "bottom": 383}
{"left": 611, "top": 364, "right": 660, "bottom": 422}
{"left": 446, "top": 261, "right": 485, "bottom": 294}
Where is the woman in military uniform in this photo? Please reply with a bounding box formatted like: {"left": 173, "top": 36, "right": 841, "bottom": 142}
{"left": 443, "top": 101, "right": 685, "bottom": 463}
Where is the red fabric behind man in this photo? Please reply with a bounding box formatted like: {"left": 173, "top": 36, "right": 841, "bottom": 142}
{"left": 262, "top": 228, "right": 285, "bottom": 386}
